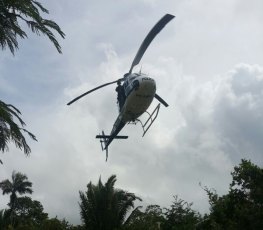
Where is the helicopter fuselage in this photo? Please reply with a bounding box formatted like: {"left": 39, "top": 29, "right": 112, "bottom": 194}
{"left": 107, "top": 73, "right": 156, "bottom": 147}
{"left": 122, "top": 73, "right": 156, "bottom": 122}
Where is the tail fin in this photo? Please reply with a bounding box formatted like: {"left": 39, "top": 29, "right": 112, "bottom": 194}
{"left": 96, "top": 131, "right": 128, "bottom": 161}
{"left": 96, "top": 131, "right": 109, "bottom": 161}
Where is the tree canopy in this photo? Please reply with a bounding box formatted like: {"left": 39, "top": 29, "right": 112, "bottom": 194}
{"left": 0, "top": 171, "right": 33, "bottom": 211}
{"left": 0, "top": 0, "right": 65, "bottom": 54}
{"left": 79, "top": 175, "right": 142, "bottom": 230}
{"left": 198, "top": 159, "right": 263, "bottom": 229}
{"left": 0, "top": 160, "right": 262, "bottom": 229}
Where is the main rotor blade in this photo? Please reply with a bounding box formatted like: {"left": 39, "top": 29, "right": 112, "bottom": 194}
{"left": 67, "top": 79, "right": 122, "bottom": 105}
{"left": 129, "top": 14, "right": 175, "bottom": 74}
{"left": 155, "top": 93, "right": 169, "bottom": 107}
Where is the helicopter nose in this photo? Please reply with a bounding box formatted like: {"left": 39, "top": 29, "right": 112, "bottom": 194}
{"left": 140, "top": 77, "right": 156, "bottom": 92}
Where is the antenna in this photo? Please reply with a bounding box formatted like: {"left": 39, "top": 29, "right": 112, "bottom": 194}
{"left": 139, "top": 65, "right": 143, "bottom": 74}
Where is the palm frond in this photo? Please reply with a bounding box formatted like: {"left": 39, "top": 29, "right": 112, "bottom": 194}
{"left": 0, "top": 180, "right": 13, "bottom": 195}
{"left": 0, "top": 100, "right": 37, "bottom": 156}
{"left": 79, "top": 175, "right": 142, "bottom": 229}
{"left": 123, "top": 205, "right": 143, "bottom": 226}
{"left": 0, "top": 171, "right": 33, "bottom": 211}
{"left": 32, "top": 1, "right": 49, "bottom": 14}
{"left": 25, "top": 19, "right": 64, "bottom": 53}
{"left": 0, "top": 0, "right": 65, "bottom": 54}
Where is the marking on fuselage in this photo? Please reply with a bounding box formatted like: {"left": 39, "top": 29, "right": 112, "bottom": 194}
{"left": 142, "top": 77, "right": 154, "bottom": 81}
{"left": 135, "top": 94, "right": 152, "bottom": 98}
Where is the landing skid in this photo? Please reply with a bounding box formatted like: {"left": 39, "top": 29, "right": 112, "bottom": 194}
{"left": 129, "top": 103, "right": 161, "bottom": 137}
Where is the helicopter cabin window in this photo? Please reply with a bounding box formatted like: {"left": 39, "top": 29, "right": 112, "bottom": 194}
{"left": 123, "top": 81, "right": 128, "bottom": 88}
{"left": 124, "top": 81, "right": 133, "bottom": 96}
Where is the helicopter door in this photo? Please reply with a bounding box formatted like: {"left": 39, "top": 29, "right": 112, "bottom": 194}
{"left": 123, "top": 79, "right": 133, "bottom": 97}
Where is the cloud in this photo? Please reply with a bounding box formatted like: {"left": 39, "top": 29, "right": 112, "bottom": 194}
{"left": 118, "top": 62, "right": 263, "bottom": 213}
{"left": 1, "top": 0, "right": 263, "bottom": 226}
{"left": 213, "top": 64, "right": 263, "bottom": 163}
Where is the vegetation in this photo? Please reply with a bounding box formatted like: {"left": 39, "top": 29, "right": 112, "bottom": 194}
{"left": 0, "top": 171, "right": 33, "bottom": 211}
{"left": 0, "top": 159, "right": 262, "bottom": 229}
{"left": 0, "top": 101, "right": 37, "bottom": 163}
{"left": 0, "top": 171, "right": 82, "bottom": 229}
{"left": 122, "top": 205, "right": 165, "bottom": 230}
{"left": 197, "top": 159, "right": 263, "bottom": 230}
{"left": 0, "top": 0, "right": 64, "bottom": 163}
{"left": 162, "top": 195, "right": 201, "bottom": 230}
{"left": 79, "top": 175, "right": 142, "bottom": 230}
{"left": 0, "top": 0, "right": 65, "bottom": 54}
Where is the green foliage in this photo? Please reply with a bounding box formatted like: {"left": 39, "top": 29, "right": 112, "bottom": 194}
{"left": 230, "top": 159, "right": 263, "bottom": 206}
{"left": 40, "top": 218, "right": 84, "bottom": 230}
{"left": 0, "top": 209, "right": 11, "bottom": 229}
{"left": 199, "top": 159, "right": 263, "bottom": 229}
{"left": 0, "top": 171, "right": 82, "bottom": 229}
{"left": 0, "top": 171, "right": 33, "bottom": 210}
{"left": 0, "top": 0, "right": 65, "bottom": 54}
{"left": 0, "top": 0, "right": 64, "bottom": 163}
{"left": 13, "top": 196, "right": 48, "bottom": 227}
{"left": 123, "top": 205, "right": 165, "bottom": 230}
{"left": 40, "top": 218, "right": 66, "bottom": 230}
{"left": 0, "top": 100, "right": 37, "bottom": 163}
{"left": 79, "top": 175, "right": 142, "bottom": 230}
{"left": 123, "top": 196, "right": 200, "bottom": 230}
{"left": 1, "top": 160, "right": 262, "bottom": 229}
{"left": 162, "top": 195, "right": 201, "bottom": 230}
{"left": 0, "top": 171, "right": 33, "bottom": 229}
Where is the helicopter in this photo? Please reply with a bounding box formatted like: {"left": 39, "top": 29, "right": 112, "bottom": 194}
{"left": 67, "top": 14, "right": 175, "bottom": 160}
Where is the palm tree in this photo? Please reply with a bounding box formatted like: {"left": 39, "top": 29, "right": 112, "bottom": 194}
{"left": 0, "top": 171, "right": 33, "bottom": 211}
{"left": 0, "top": 100, "right": 37, "bottom": 164}
{"left": 1, "top": 1, "right": 64, "bottom": 162}
{"left": 0, "top": 0, "right": 65, "bottom": 54}
{"left": 79, "top": 175, "right": 142, "bottom": 230}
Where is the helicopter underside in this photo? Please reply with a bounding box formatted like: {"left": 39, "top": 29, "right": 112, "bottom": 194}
{"left": 122, "top": 77, "right": 156, "bottom": 122}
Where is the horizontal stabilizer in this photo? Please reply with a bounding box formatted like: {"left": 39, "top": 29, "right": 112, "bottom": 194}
{"left": 96, "top": 130, "right": 128, "bottom": 161}
{"left": 96, "top": 135, "right": 128, "bottom": 139}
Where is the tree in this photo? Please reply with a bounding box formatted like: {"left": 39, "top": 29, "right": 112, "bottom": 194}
{"left": 162, "top": 195, "right": 201, "bottom": 230}
{"left": 40, "top": 217, "right": 65, "bottom": 230}
{"left": 230, "top": 159, "right": 263, "bottom": 207}
{"left": 40, "top": 217, "right": 84, "bottom": 230}
{"left": 0, "top": 100, "right": 37, "bottom": 163}
{"left": 0, "top": 171, "right": 33, "bottom": 211}
{"left": 199, "top": 159, "right": 263, "bottom": 229}
{"left": 79, "top": 175, "right": 142, "bottom": 230}
{"left": 13, "top": 196, "right": 48, "bottom": 227}
{"left": 0, "top": 0, "right": 65, "bottom": 163}
{"left": 0, "top": 0, "right": 65, "bottom": 54}
{"left": 123, "top": 205, "right": 165, "bottom": 230}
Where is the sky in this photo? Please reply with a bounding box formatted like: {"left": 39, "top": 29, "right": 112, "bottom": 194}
{"left": 1, "top": 0, "right": 263, "bottom": 225}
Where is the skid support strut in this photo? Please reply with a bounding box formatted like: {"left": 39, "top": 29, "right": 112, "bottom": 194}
{"left": 141, "top": 103, "right": 160, "bottom": 137}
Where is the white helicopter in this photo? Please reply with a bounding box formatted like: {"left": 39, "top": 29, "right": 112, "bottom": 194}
{"left": 67, "top": 14, "right": 175, "bottom": 160}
